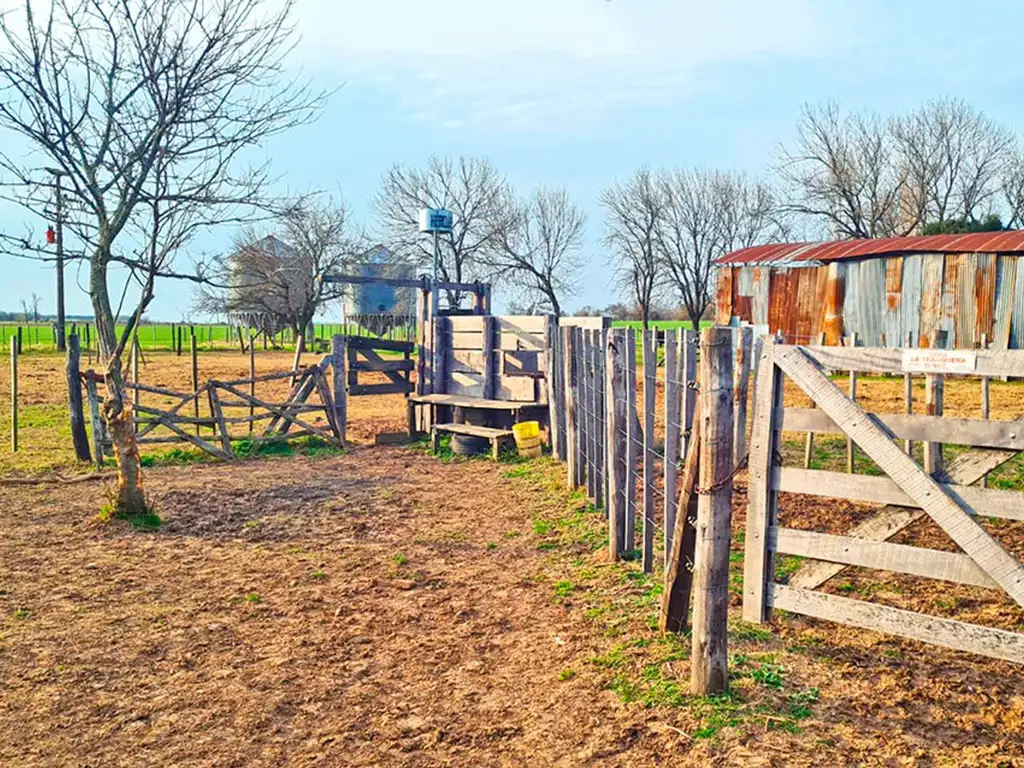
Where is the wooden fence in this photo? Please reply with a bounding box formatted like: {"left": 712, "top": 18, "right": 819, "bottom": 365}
{"left": 743, "top": 342, "right": 1024, "bottom": 665}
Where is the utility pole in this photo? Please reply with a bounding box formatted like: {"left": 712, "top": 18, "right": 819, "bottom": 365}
{"left": 46, "top": 167, "right": 67, "bottom": 353}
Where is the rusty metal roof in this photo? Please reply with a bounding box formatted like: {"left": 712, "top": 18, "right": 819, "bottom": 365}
{"left": 715, "top": 231, "right": 1024, "bottom": 266}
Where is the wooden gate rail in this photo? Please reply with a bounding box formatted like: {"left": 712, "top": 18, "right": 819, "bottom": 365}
{"left": 743, "top": 340, "right": 1024, "bottom": 664}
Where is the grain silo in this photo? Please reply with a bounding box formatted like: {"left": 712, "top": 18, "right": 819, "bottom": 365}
{"left": 713, "top": 232, "right": 1024, "bottom": 349}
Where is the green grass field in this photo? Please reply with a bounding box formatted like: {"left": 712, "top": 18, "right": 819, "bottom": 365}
{"left": 611, "top": 319, "right": 710, "bottom": 331}
{"left": 0, "top": 321, "right": 415, "bottom": 353}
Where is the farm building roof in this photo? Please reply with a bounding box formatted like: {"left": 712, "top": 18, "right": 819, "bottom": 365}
{"left": 715, "top": 230, "right": 1024, "bottom": 266}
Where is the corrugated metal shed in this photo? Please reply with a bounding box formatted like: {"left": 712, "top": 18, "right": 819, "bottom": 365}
{"left": 993, "top": 256, "right": 1017, "bottom": 349}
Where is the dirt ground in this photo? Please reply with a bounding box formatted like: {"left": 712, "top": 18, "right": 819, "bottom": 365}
{"left": 2, "top": 351, "right": 1024, "bottom": 766}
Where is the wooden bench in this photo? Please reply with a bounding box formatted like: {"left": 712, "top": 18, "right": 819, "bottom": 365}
{"left": 430, "top": 422, "right": 514, "bottom": 460}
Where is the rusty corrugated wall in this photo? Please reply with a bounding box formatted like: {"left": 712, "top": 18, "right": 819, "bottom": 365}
{"left": 714, "top": 251, "right": 1024, "bottom": 348}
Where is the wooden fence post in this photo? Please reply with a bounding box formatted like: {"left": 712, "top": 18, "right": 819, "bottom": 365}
{"left": 682, "top": 329, "right": 697, "bottom": 457}
{"left": 642, "top": 329, "right": 656, "bottom": 573}
{"left": 332, "top": 335, "right": 347, "bottom": 447}
{"left": 563, "top": 326, "right": 579, "bottom": 489}
{"left": 432, "top": 316, "right": 449, "bottom": 395}
{"left": 624, "top": 327, "right": 638, "bottom": 551}
{"left": 247, "top": 335, "right": 256, "bottom": 435}
{"left": 663, "top": 329, "right": 681, "bottom": 568}
{"left": 577, "top": 329, "right": 590, "bottom": 496}
{"left": 191, "top": 332, "right": 201, "bottom": 436}
{"left": 606, "top": 329, "right": 627, "bottom": 560}
{"left": 583, "top": 330, "right": 596, "bottom": 501}
{"left": 290, "top": 335, "right": 304, "bottom": 388}
{"left": 85, "top": 374, "right": 104, "bottom": 470}
{"left": 545, "top": 314, "right": 560, "bottom": 457}
{"left": 924, "top": 373, "right": 944, "bottom": 475}
{"left": 483, "top": 315, "right": 497, "bottom": 400}
{"left": 733, "top": 327, "right": 753, "bottom": 466}
{"left": 67, "top": 333, "right": 91, "bottom": 462}
{"left": 844, "top": 333, "right": 858, "bottom": 473}
{"left": 691, "top": 326, "right": 735, "bottom": 696}
{"left": 10, "top": 336, "right": 18, "bottom": 452}
{"left": 904, "top": 331, "right": 913, "bottom": 456}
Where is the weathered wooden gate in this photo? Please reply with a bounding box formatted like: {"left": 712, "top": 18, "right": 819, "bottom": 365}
{"left": 743, "top": 341, "right": 1024, "bottom": 663}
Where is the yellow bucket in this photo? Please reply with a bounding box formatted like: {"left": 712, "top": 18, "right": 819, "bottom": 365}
{"left": 512, "top": 421, "right": 542, "bottom": 458}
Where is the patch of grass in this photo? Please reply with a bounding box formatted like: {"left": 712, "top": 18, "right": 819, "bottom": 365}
{"left": 532, "top": 519, "right": 554, "bottom": 535}
{"left": 392, "top": 553, "right": 409, "bottom": 567}
{"left": 553, "top": 580, "right": 575, "bottom": 599}
{"left": 774, "top": 555, "right": 804, "bottom": 582}
{"left": 750, "top": 662, "right": 785, "bottom": 689}
{"left": 788, "top": 687, "right": 820, "bottom": 720}
{"left": 730, "top": 622, "right": 773, "bottom": 642}
{"left": 310, "top": 569, "right": 328, "bottom": 582}
{"left": 13, "top": 608, "right": 29, "bottom": 620}
{"left": 589, "top": 644, "right": 628, "bottom": 669}
{"left": 503, "top": 529, "right": 521, "bottom": 539}
{"left": 242, "top": 520, "right": 261, "bottom": 531}
{"left": 691, "top": 691, "right": 745, "bottom": 739}
{"left": 243, "top": 592, "right": 262, "bottom": 605}
{"left": 97, "top": 501, "right": 162, "bottom": 531}
{"left": 558, "top": 668, "right": 576, "bottom": 682}
{"left": 486, "top": 541, "right": 497, "bottom": 550}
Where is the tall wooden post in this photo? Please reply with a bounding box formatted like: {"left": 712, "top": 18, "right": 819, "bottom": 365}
{"left": 290, "top": 335, "right": 304, "bottom": 387}
{"left": 691, "top": 326, "right": 734, "bottom": 696}
{"left": 663, "top": 329, "right": 681, "bottom": 567}
{"left": 903, "top": 331, "right": 913, "bottom": 456}
{"left": 924, "top": 373, "right": 944, "bottom": 475}
{"left": 605, "top": 329, "right": 627, "bottom": 560}
{"left": 845, "top": 333, "right": 858, "bottom": 473}
{"left": 191, "top": 332, "right": 200, "bottom": 436}
{"left": 545, "top": 314, "right": 559, "bottom": 456}
{"left": 624, "top": 327, "right": 637, "bottom": 552}
{"left": 563, "top": 326, "right": 579, "bottom": 489}
{"left": 332, "top": 335, "right": 347, "bottom": 447}
{"left": 66, "top": 333, "right": 91, "bottom": 462}
{"left": 732, "top": 327, "right": 753, "bottom": 465}
{"left": 642, "top": 329, "right": 656, "bottom": 573}
{"left": 432, "top": 316, "right": 449, "bottom": 395}
{"left": 247, "top": 335, "right": 256, "bottom": 435}
{"left": 10, "top": 336, "right": 18, "bottom": 452}
{"left": 482, "top": 315, "right": 497, "bottom": 400}
{"left": 682, "top": 329, "right": 697, "bottom": 457}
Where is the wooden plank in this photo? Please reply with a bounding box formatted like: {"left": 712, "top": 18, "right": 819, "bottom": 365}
{"left": 733, "top": 326, "right": 753, "bottom": 464}
{"left": 136, "top": 389, "right": 203, "bottom": 439}
{"left": 597, "top": 327, "right": 608, "bottom": 511}
{"left": 495, "top": 315, "right": 548, "bottom": 335}
{"left": 215, "top": 380, "right": 341, "bottom": 446}
{"left": 773, "top": 527, "right": 999, "bottom": 589}
{"left": 349, "top": 358, "right": 414, "bottom": 373}
{"left": 448, "top": 349, "right": 486, "bottom": 373}
{"left": 66, "top": 334, "right": 91, "bottom": 462}
{"left": 482, "top": 316, "right": 497, "bottom": 400}
{"left": 781, "top": 409, "right": 1024, "bottom": 452}
{"left": 774, "top": 346, "right": 1024, "bottom": 609}
{"left": 432, "top": 422, "right": 514, "bottom": 439}
{"left": 663, "top": 329, "right": 681, "bottom": 569}
{"left": 545, "top": 314, "right": 558, "bottom": 456}
{"left": 563, "top": 326, "right": 579, "bottom": 488}
{"left": 432, "top": 316, "right": 449, "bottom": 395}
{"left": 773, "top": 466, "right": 1024, "bottom": 522}
{"left": 925, "top": 373, "right": 944, "bottom": 475}
{"left": 691, "top": 327, "right": 735, "bottom": 695}
{"left": 770, "top": 584, "right": 1024, "bottom": 665}
{"left": 503, "top": 350, "right": 545, "bottom": 377}
{"left": 496, "top": 375, "right": 536, "bottom": 402}
{"left": 345, "top": 335, "right": 415, "bottom": 353}
{"left": 661, "top": 402, "right": 701, "bottom": 633}
{"left": 847, "top": 368, "right": 858, "bottom": 473}
{"left": 798, "top": 345, "right": 1024, "bottom": 378}
{"left": 606, "top": 329, "right": 628, "bottom": 558}
{"left": 85, "top": 375, "right": 103, "bottom": 469}
{"left": 583, "top": 330, "right": 595, "bottom": 501}
{"left": 9, "top": 336, "right": 16, "bottom": 452}
{"left": 904, "top": 332, "right": 913, "bottom": 455}
{"left": 264, "top": 374, "right": 316, "bottom": 436}
{"left": 207, "top": 387, "right": 235, "bottom": 458}
{"left": 409, "top": 393, "right": 542, "bottom": 409}
{"left": 791, "top": 442, "right": 1024, "bottom": 589}
{"left": 576, "top": 328, "right": 590, "bottom": 494}
{"left": 743, "top": 339, "right": 781, "bottom": 624}
{"left": 642, "top": 329, "right": 656, "bottom": 572}
{"left": 312, "top": 368, "right": 341, "bottom": 442}
{"left": 447, "top": 315, "right": 485, "bottom": 333}
{"left": 350, "top": 382, "right": 414, "bottom": 396}
{"left": 682, "top": 329, "right": 697, "bottom": 457}
{"left": 499, "top": 331, "right": 545, "bottom": 352}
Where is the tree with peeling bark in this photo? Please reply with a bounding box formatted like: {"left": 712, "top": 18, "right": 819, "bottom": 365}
{"left": 197, "top": 197, "right": 359, "bottom": 352}
{"left": 657, "top": 168, "right": 783, "bottom": 330}
{"left": 374, "top": 155, "right": 513, "bottom": 308}
{"left": 0, "top": 0, "right": 325, "bottom": 517}
{"left": 494, "top": 185, "right": 586, "bottom": 317}
{"left": 600, "top": 167, "right": 664, "bottom": 330}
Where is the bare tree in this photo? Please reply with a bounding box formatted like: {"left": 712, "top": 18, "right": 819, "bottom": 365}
{"left": 494, "top": 186, "right": 586, "bottom": 317}
{"left": 374, "top": 156, "right": 512, "bottom": 307}
{"left": 1003, "top": 146, "right": 1024, "bottom": 229}
{"left": 600, "top": 167, "right": 664, "bottom": 330}
{"left": 0, "top": 0, "right": 325, "bottom": 515}
{"left": 657, "top": 169, "right": 783, "bottom": 330}
{"left": 197, "top": 198, "right": 358, "bottom": 353}
{"left": 894, "top": 98, "right": 1014, "bottom": 228}
{"left": 777, "top": 102, "right": 912, "bottom": 239}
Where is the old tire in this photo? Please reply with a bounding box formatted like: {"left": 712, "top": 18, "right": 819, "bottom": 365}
{"left": 450, "top": 433, "right": 490, "bottom": 456}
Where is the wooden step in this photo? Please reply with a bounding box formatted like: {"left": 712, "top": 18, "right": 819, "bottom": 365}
{"left": 410, "top": 393, "right": 541, "bottom": 410}
{"left": 431, "top": 422, "right": 514, "bottom": 439}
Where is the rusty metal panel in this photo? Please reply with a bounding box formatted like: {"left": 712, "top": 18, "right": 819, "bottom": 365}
{"left": 993, "top": 255, "right": 1017, "bottom": 349}
{"left": 974, "top": 253, "right": 997, "bottom": 347}
{"left": 843, "top": 258, "right": 886, "bottom": 346}
{"left": 1012, "top": 260, "right": 1024, "bottom": 350}
{"left": 900, "top": 253, "right": 923, "bottom": 346}
{"left": 751, "top": 267, "right": 769, "bottom": 327}
{"left": 792, "top": 267, "right": 816, "bottom": 342}
{"left": 918, "top": 254, "right": 944, "bottom": 348}
{"left": 954, "top": 252, "right": 978, "bottom": 348}
{"left": 715, "top": 267, "right": 734, "bottom": 324}
{"left": 822, "top": 261, "right": 845, "bottom": 345}
{"left": 737, "top": 267, "right": 755, "bottom": 297}
{"left": 940, "top": 252, "right": 961, "bottom": 348}
{"left": 884, "top": 256, "right": 904, "bottom": 347}
{"left": 768, "top": 268, "right": 800, "bottom": 340}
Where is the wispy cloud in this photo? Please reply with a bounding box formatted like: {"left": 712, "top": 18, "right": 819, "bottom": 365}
{"left": 295, "top": 0, "right": 846, "bottom": 130}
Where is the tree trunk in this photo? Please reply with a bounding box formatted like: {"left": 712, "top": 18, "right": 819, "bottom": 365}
{"left": 91, "top": 249, "right": 147, "bottom": 516}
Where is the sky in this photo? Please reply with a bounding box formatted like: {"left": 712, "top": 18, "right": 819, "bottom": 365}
{"left": 3, "top": 0, "right": 1024, "bottom": 320}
